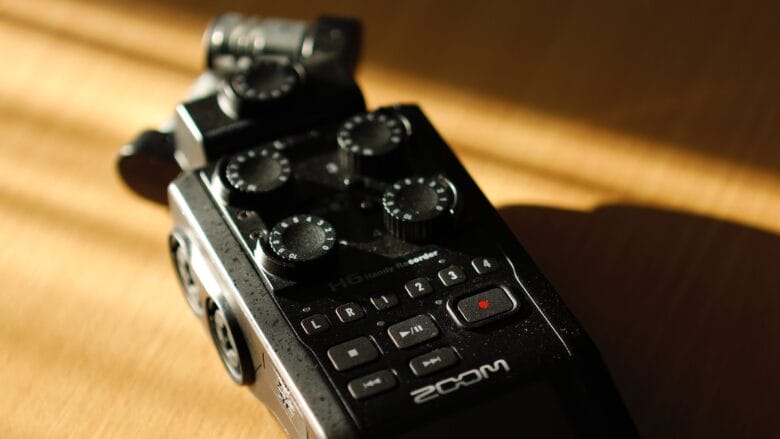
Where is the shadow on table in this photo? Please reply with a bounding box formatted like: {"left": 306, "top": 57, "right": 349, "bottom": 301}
{"left": 498, "top": 204, "right": 780, "bottom": 438}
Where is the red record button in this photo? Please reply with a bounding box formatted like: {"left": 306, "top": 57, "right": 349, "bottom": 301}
{"left": 455, "top": 288, "right": 516, "bottom": 324}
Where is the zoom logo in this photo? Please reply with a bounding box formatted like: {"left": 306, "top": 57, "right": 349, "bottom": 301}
{"left": 410, "top": 359, "right": 510, "bottom": 404}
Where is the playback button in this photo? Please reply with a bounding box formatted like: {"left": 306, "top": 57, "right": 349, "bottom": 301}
{"left": 348, "top": 370, "right": 397, "bottom": 400}
{"left": 409, "top": 347, "right": 459, "bottom": 377}
{"left": 387, "top": 314, "right": 439, "bottom": 349}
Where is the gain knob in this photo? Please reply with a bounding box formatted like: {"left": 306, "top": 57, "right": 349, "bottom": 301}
{"left": 214, "top": 145, "right": 292, "bottom": 207}
{"left": 337, "top": 110, "right": 409, "bottom": 176}
{"left": 382, "top": 176, "right": 456, "bottom": 243}
{"left": 258, "top": 215, "right": 337, "bottom": 277}
{"left": 219, "top": 57, "right": 304, "bottom": 118}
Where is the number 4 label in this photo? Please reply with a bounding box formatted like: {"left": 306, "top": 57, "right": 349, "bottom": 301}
{"left": 472, "top": 258, "right": 497, "bottom": 274}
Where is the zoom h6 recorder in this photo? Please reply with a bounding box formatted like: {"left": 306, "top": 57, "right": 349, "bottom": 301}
{"left": 117, "top": 12, "right": 638, "bottom": 439}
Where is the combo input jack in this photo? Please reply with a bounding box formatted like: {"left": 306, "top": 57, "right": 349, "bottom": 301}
{"left": 169, "top": 232, "right": 204, "bottom": 315}
{"left": 206, "top": 297, "right": 254, "bottom": 385}
{"left": 169, "top": 231, "right": 254, "bottom": 385}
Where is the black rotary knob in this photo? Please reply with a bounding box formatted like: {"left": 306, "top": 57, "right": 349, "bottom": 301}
{"left": 382, "top": 176, "right": 456, "bottom": 242}
{"left": 258, "top": 215, "right": 337, "bottom": 277}
{"left": 337, "top": 111, "right": 409, "bottom": 176}
{"left": 219, "top": 57, "right": 303, "bottom": 117}
{"left": 215, "top": 145, "right": 292, "bottom": 206}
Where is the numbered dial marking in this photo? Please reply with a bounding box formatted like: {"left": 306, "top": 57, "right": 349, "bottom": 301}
{"left": 337, "top": 111, "right": 408, "bottom": 176}
{"left": 229, "top": 58, "right": 300, "bottom": 102}
{"left": 223, "top": 146, "right": 291, "bottom": 202}
{"left": 338, "top": 112, "right": 407, "bottom": 156}
{"left": 383, "top": 177, "right": 451, "bottom": 221}
{"left": 382, "top": 177, "right": 455, "bottom": 242}
{"left": 267, "top": 215, "right": 336, "bottom": 263}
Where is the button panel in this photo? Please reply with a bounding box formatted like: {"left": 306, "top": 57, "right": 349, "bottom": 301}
{"left": 327, "top": 337, "right": 379, "bottom": 371}
{"left": 455, "top": 287, "right": 516, "bottom": 324}
{"left": 409, "top": 347, "right": 459, "bottom": 377}
{"left": 387, "top": 314, "right": 439, "bottom": 349}
{"left": 288, "top": 253, "right": 517, "bottom": 407}
{"left": 348, "top": 370, "right": 397, "bottom": 400}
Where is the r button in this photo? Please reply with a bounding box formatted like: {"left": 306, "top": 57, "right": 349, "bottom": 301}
{"left": 335, "top": 303, "right": 365, "bottom": 323}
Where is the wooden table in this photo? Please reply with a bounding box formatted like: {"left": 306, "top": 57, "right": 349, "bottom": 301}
{"left": 1, "top": 1, "right": 778, "bottom": 437}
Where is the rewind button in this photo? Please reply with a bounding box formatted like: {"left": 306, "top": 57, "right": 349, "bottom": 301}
{"left": 348, "top": 370, "right": 397, "bottom": 400}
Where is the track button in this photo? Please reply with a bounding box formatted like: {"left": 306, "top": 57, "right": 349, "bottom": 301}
{"left": 404, "top": 277, "right": 433, "bottom": 298}
{"left": 370, "top": 293, "right": 399, "bottom": 310}
{"left": 438, "top": 265, "right": 466, "bottom": 287}
{"left": 471, "top": 257, "right": 498, "bottom": 274}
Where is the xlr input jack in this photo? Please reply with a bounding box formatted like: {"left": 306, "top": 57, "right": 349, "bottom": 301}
{"left": 206, "top": 298, "right": 254, "bottom": 385}
{"left": 169, "top": 232, "right": 204, "bottom": 316}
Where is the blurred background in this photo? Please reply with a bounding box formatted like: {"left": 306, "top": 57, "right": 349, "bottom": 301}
{"left": 0, "top": 1, "right": 778, "bottom": 437}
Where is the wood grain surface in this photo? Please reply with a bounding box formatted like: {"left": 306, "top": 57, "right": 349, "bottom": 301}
{"left": 1, "top": 1, "right": 778, "bottom": 437}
